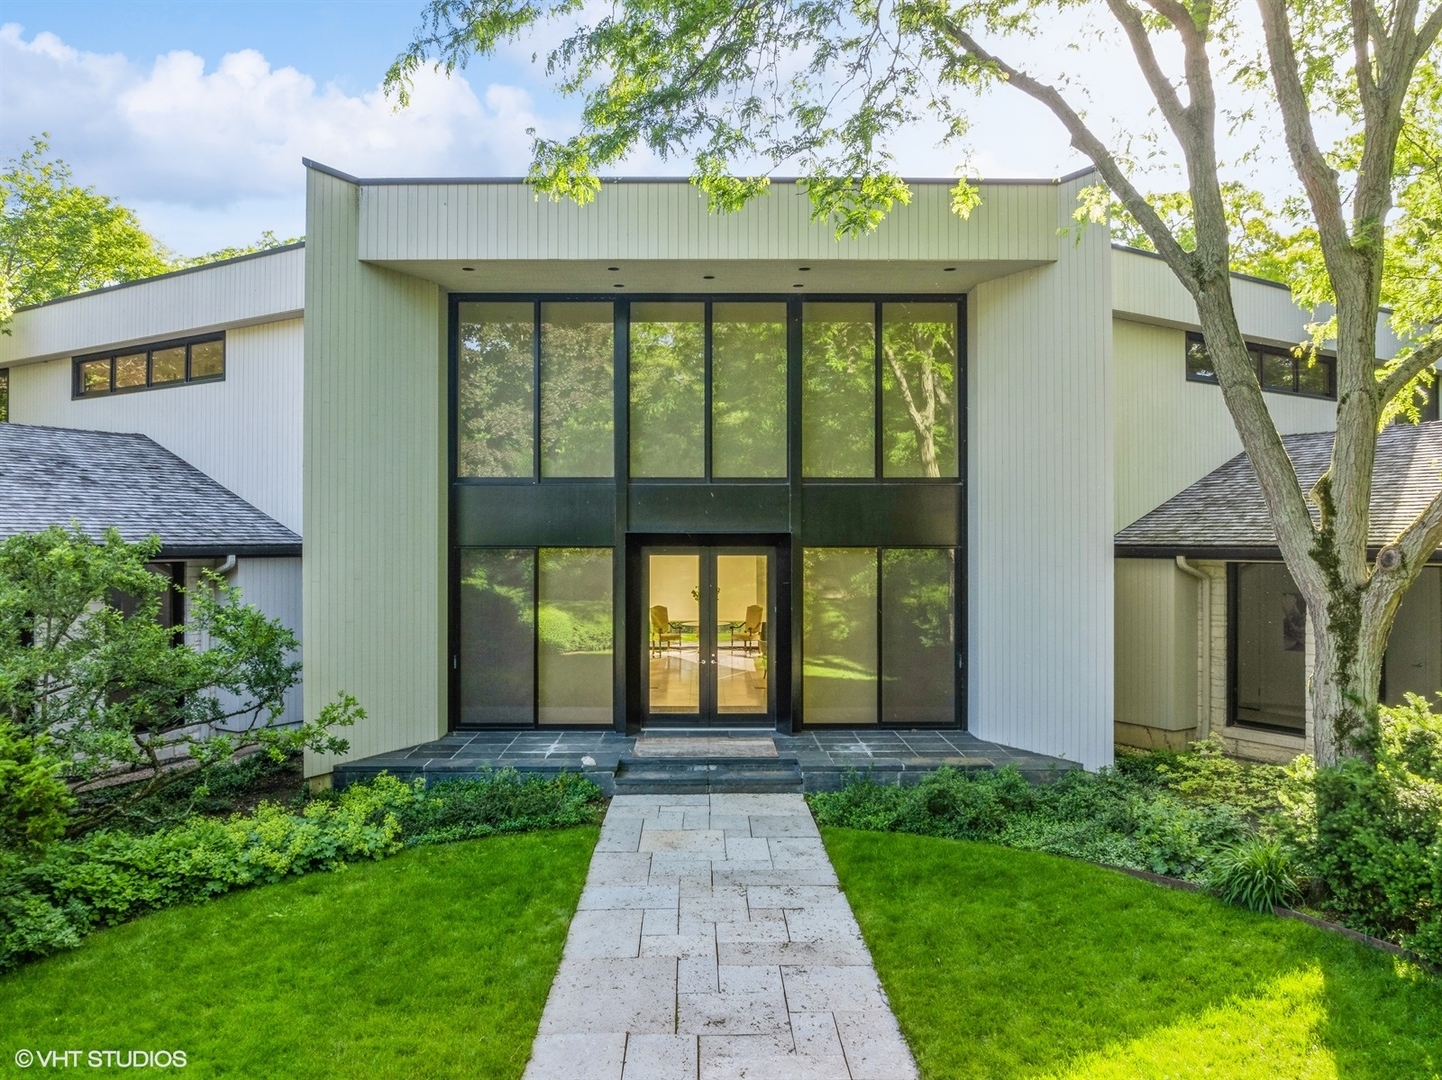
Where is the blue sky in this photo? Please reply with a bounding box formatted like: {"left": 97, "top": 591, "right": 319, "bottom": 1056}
{"left": 0, "top": 1, "right": 1288, "bottom": 257}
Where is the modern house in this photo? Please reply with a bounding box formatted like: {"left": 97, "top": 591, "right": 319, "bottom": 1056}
{"left": 0, "top": 245, "right": 306, "bottom": 724}
{"left": 1, "top": 163, "right": 1435, "bottom": 780}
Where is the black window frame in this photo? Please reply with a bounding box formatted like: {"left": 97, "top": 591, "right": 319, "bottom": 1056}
{"left": 72, "top": 333, "right": 226, "bottom": 399}
{"left": 451, "top": 295, "right": 964, "bottom": 485}
{"left": 1186, "top": 331, "right": 1335, "bottom": 400}
{"left": 0, "top": 367, "right": 8, "bottom": 422}
{"left": 1226, "top": 560, "right": 1309, "bottom": 737}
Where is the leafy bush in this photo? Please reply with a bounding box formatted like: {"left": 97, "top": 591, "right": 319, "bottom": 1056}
{"left": 809, "top": 764, "right": 1249, "bottom": 877}
{"left": 1207, "top": 835, "right": 1301, "bottom": 912}
{"left": 0, "top": 722, "right": 72, "bottom": 849}
{"left": 0, "top": 774, "right": 415, "bottom": 971}
{"left": 393, "top": 771, "right": 603, "bottom": 846}
{"left": 0, "top": 769, "right": 604, "bottom": 972}
{"left": 1306, "top": 694, "right": 1442, "bottom": 960}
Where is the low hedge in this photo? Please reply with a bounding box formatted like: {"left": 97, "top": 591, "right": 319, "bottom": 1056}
{"left": 1, "top": 770, "right": 603, "bottom": 972}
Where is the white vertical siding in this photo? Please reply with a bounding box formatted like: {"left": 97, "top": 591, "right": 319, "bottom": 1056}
{"left": 1114, "top": 558, "right": 1199, "bottom": 749}
{"left": 356, "top": 180, "right": 1060, "bottom": 263}
{"left": 0, "top": 247, "right": 304, "bottom": 366}
{"left": 183, "top": 557, "right": 303, "bottom": 728}
{"left": 1111, "top": 247, "right": 1401, "bottom": 357}
{"left": 302, "top": 169, "right": 448, "bottom": 778}
{"left": 1113, "top": 319, "right": 1337, "bottom": 529}
{"left": 6, "top": 319, "right": 304, "bottom": 533}
{"left": 967, "top": 177, "right": 1114, "bottom": 769}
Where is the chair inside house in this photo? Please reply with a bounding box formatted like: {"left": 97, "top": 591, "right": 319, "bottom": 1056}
{"left": 650, "top": 605, "right": 684, "bottom": 656}
{"left": 733, "top": 604, "right": 764, "bottom": 652}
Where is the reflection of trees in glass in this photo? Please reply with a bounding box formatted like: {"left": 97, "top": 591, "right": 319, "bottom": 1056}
{"left": 538, "top": 548, "right": 612, "bottom": 725}
{"left": 457, "top": 303, "right": 534, "bottom": 478}
{"left": 882, "top": 305, "right": 957, "bottom": 478}
{"left": 629, "top": 303, "right": 704, "bottom": 477}
{"left": 803, "top": 548, "right": 878, "bottom": 723}
{"left": 541, "top": 303, "right": 614, "bottom": 477}
{"left": 713, "top": 304, "right": 787, "bottom": 478}
{"left": 881, "top": 549, "right": 955, "bottom": 723}
{"left": 538, "top": 548, "right": 613, "bottom": 654}
{"left": 459, "top": 549, "right": 535, "bottom": 725}
{"left": 803, "top": 304, "right": 875, "bottom": 477}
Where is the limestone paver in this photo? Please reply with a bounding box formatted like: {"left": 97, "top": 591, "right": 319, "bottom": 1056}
{"left": 522, "top": 793, "right": 918, "bottom": 1080}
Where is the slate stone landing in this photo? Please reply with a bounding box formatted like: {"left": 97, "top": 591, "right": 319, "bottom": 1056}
{"left": 332, "top": 730, "right": 1076, "bottom": 794}
{"left": 524, "top": 793, "right": 919, "bottom": 1080}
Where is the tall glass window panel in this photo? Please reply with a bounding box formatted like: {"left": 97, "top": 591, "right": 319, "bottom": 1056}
{"left": 1384, "top": 566, "right": 1442, "bottom": 705}
{"left": 541, "top": 303, "right": 614, "bottom": 477}
{"left": 881, "top": 549, "right": 955, "bottom": 723}
{"left": 882, "top": 305, "right": 958, "bottom": 478}
{"left": 713, "top": 303, "right": 788, "bottom": 478}
{"left": 646, "top": 553, "right": 700, "bottom": 713}
{"left": 716, "top": 553, "right": 769, "bottom": 714}
{"left": 803, "top": 304, "right": 875, "bottom": 477}
{"left": 457, "top": 302, "right": 535, "bottom": 477}
{"left": 630, "top": 303, "right": 705, "bottom": 477}
{"left": 538, "top": 548, "right": 613, "bottom": 724}
{"left": 458, "top": 550, "right": 535, "bottom": 725}
{"left": 1232, "top": 562, "right": 1306, "bottom": 733}
{"left": 803, "top": 548, "right": 878, "bottom": 723}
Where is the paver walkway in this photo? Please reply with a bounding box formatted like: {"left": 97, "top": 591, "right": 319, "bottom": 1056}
{"left": 524, "top": 793, "right": 919, "bottom": 1080}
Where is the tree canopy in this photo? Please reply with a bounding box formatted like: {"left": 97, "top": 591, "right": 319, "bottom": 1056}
{"left": 0, "top": 136, "right": 300, "bottom": 329}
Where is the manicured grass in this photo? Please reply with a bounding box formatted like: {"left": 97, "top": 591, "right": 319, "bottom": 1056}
{"left": 823, "top": 828, "right": 1442, "bottom": 1080}
{"left": 1, "top": 827, "right": 598, "bottom": 1079}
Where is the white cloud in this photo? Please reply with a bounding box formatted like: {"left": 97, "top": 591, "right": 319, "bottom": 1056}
{"left": 0, "top": 23, "right": 554, "bottom": 251}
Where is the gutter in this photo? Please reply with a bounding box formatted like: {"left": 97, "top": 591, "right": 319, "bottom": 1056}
{"left": 1174, "top": 557, "right": 1211, "bottom": 737}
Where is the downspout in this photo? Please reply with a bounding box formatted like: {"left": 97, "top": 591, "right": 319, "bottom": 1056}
{"left": 216, "top": 555, "right": 238, "bottom": 578}
{"left": 1174, "top": 557, "right": 1211, "bottom": 739}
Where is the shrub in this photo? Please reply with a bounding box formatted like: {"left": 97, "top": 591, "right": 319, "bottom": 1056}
{"left": 0, "top": 722, "right": 72, "bottom": 849}
{"left": 1309, "top": 694, "right": 1442, "bottom": 960}
{"left": 810, "top": 761, "right": 1256, "bottom": 877}
{"left": 1207, "top": 836, "right": 1301, "bottom": 912}
{"left": 0, "top": 768, "right": 605, "bottom": 972}
{"left": 0, "top": 774, "right": 415, "bottom": 971}
{"left": 393, "top": 771, "right": 604, "bottom": 846}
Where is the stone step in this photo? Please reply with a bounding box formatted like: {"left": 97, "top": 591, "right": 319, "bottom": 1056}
{"left": 612, "top": 754, "right": 804, "bottom": 794}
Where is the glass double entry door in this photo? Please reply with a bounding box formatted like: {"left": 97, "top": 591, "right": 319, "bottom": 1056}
{"left": 643, "top": 546, "right": 773, "bottom": 725}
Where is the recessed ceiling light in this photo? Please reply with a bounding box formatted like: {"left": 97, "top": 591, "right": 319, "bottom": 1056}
{"left": 607, "top": 266, "right": 620, "bottom": 271}
{"left": 798, "top": 266, "right": 811, "bottom": 271}
{"left": 942, "top": 266, "right": 956, "bottom": 272}
{"left": 703, "top": 275, "right": 715, "bottom": 280}
{"left": 462, "top": 266, "right": 475, "bottom": 272}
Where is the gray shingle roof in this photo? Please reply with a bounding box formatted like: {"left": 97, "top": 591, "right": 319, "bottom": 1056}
{"left": 1116, "top": 421, "right": 1442, "bottom": 555}
{"left": 0, "top": 423, "right": 300, "bottom": 556}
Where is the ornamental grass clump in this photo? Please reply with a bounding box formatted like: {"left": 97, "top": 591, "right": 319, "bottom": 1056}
{"left": 1206, "top": 835, "right": 1302, "bottom": 912}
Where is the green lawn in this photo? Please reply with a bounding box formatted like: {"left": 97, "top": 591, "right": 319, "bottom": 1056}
{"left": 823, "top": 827, "right": 1442, "bottom": 1080}
{"left": 1, "top": 827, "right": 597, "bottom": 1079}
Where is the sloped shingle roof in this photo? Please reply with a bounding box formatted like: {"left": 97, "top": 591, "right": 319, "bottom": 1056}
{"left": 1116, "top": 421, "right": 1442, "bottom": 555}
{"left": 0, "top": 423, "right": 300, "bottom": 556}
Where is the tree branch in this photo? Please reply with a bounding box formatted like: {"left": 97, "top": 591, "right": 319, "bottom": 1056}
{"left": 1392, "top": 485, "right": 1442, "bottom": 576}
{"left": 1106, "top": 0, "right": 1192, "bottom": 133}
{"left": 936, "top": 16, "right": 1198, "bottom": 289}
{"left": 1255, "top": 0, "right": 1353, "bottom": 265}
{"left": 1379, "top": 337, "right": 1442, "bottom": 406}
